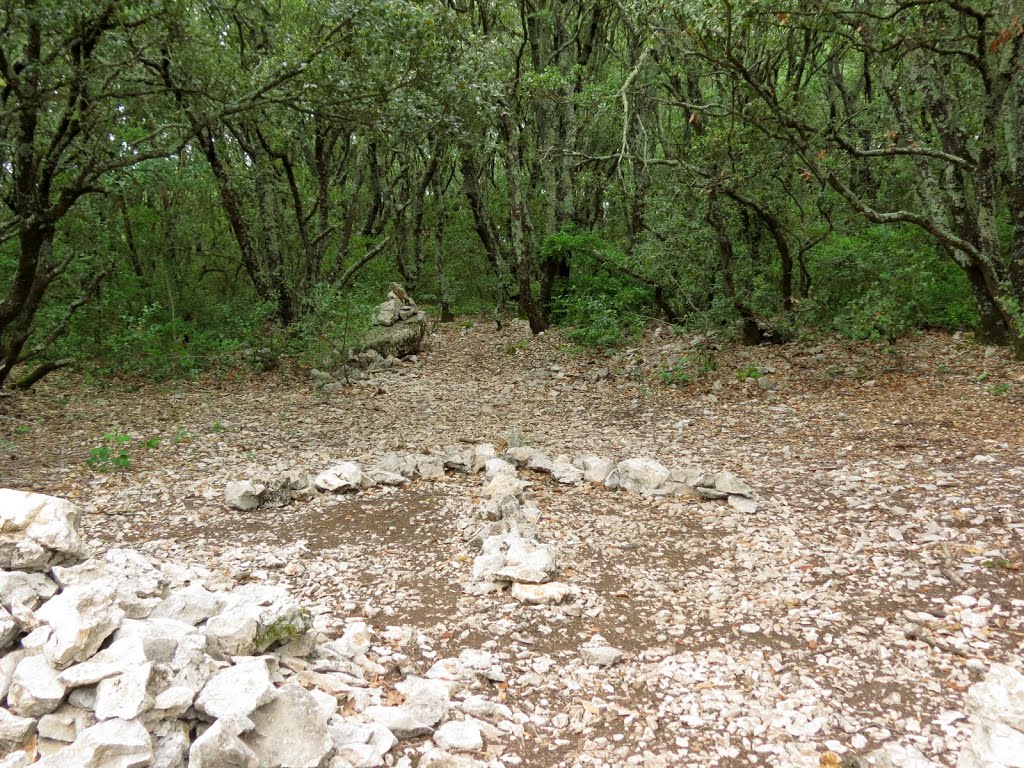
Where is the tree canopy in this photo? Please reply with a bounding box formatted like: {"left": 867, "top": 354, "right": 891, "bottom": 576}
{"left": 1, "top": 0, "right": 1021, "bottom": 386}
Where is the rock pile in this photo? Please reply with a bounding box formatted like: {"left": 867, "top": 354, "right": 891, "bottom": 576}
{"left": 0, "top": 489, "right": 509, "bottom": 768}
{"left": 254, "top": 445, "right": 758, "bottom": 512}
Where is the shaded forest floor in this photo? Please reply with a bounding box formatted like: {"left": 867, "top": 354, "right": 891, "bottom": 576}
{"left": 2, "top": 322, "right": 1024, "bottom": 767}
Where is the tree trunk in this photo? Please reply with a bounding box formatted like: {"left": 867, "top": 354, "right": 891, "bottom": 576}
{"left": 501, "top": 114, "right": 547, "bottom": 333}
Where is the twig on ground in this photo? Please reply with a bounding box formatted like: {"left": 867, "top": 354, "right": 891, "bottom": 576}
{"left": 941, "top": 542, "right": 969, "bottom": 589}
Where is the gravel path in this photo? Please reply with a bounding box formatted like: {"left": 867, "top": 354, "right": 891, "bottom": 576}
{"left": 2, "top": 322, "right": 1023, "bottom": 767}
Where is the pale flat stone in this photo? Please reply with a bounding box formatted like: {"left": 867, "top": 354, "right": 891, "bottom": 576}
{"left": 0, "top": 489, "right": 85, "bottom": 571}
{"left": 93, "top": 663, "right": 158, "bottom": 721}
{"left": 433, "top": 720, "right": 483, "bottom": 752}
{"left": 313, "top": 463, "right": 363, "bottom": 493}
{"left": 0, "top": 570, "right": 58, "bottom": 611}
{"left": 34, "top": 717, "right": 153, "bottom": 768}
{"left": 7, "top": 653, "right": 67, "bottom": 717}
{"left": 713, "top": 470, "right": 755, "bottom": 496}
{"left": 149, "top": 584, "right": 225, "bottom": 626}
{"left": 243, "top": 683, "right": 333, "bottom": 768}
{"left": 194, "top": 657, "right": 275, "bottom": 719}
{"left": 0, "top": 707, "right": 37, "bottom": 753}
{"left": 510, "top": 581, "right": 570, "bottom": 605}
{"left": 35, "top": 582, "right": 126, "bottom": 667}
{"left": 605, "top": 458, "right": 671, "bottom": 495}
{"left": 580, "top": 646, "right": 623, "bottom": 667}
{"left": 188, "top": 714, "right": 257, "bottom": 768}
{"left": 225, "top": 481, "right": 265, "bottom": 511}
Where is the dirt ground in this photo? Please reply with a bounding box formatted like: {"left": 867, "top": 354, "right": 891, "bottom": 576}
{"left": 2, "top": 322, "right": 1023, "bottom": 767}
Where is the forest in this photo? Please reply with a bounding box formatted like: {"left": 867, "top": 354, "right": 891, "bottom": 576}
{"left": 1, "top": 0, "right": 1022, "bottom": 387}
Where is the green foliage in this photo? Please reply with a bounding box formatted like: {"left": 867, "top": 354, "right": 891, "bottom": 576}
{"left": 658, "top": 351, "right": 718, "bottom": 387}
{"left": 87, "top": 433, "right": 132, "bottom": 472}
{"left": 808, "top": 226, "right": 976, "bottom": 341}
{"left": 736, "top": 365, "right": 766, "bottom": 381}
{"left": 546, "top": 229, "right": 652, "bottom": 349}
{"left": 288, "top": 286, "right": 376, "bottom": 369}
{"left": 659, "top": 368, "right": 693, "bottom": 387}
{"left": 145, "top": 437, "right": 162, "bottom": 449}
{"left": 988, "top": 382, "right": 1011, "bottom": 397}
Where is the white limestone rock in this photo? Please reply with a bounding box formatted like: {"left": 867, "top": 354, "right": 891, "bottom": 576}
{"left": 0, "top": 489, "right": 86, "bottom": 571}
{"left": 433, "top": 720, "right": 483, "bottom": 752}
{"left": 492, "top": 537, "right": 557, "bottom": 584}
{"left": 0, "top": 605, "right": 18, "bottom": 650}
{"left": 194, "top": 657, "right": 275, "bottom": 720}
{"left": 314, "top": 462, "right": 364, "bottom": 492}
{"left": 580, "top": 645, "right": 624, "bottom": 668}
{"left": 59, "top": 636, "right": 147, "bottom": 689}
{"left": 525, "top": 451, "right": 553, "bottom": 473}
{"left": 481, "top": 473, "right": 526, "bottom": 502}
{"left": 484, "top": 458, "right": 517, "bottom": 478}
{"left": 605, "top": 458, "right": 672, "bottom": 495}
{"left": 372, "top": 453, "right": 418, "bottom": 479}
{"left": 188, "top": 714, "right": 258, "bottom": 768}
{"left": 93, "top": 663, "right": 162, "bottom": 721}
{"left": 362, "top": 705, "right": 433, "bottom": 739}
{"left": 713, "top": 470, "right": 755, "bottom": 497}
{"left": 149, "top": 584, "right": 225, "bottom": 626}
{"left": 958, "top": 663, "right": 1024, "bottom": 768}
{"left": 728, "top": 495, "right": 759, "bottom": 514}
{"left": 418, "top": 748, "right": 489, "bottom": 768}
{"left": 323, "top": 621, "right": 372, "bottom": 659}
{"left": 0, "top": 570, "right": 58, "bottom": 611}
{"left": 366, "top": 469, "right": 408, "bottom": 487}
{"left": 225, "top": 481, "right": 265, "bottom": 512}
{"left": 868, "top": 743, "right": 941, "bottom": 767}
{"left": 0, "top": 648, "right": 25, "bottom": 700}
{"left": 34, "top": 582, "right": 126, "bottom": 667}
{"left": 111, "top": 617, "right": 198, "bottom": 664}
{"left": 53, "top": 549, "right": 168, "bottom": 620}
{"left": 551, "top": 459, "right": 584, "bottom": 485}
{"left": 205, "top": 583, "right": 312, "bottom": 658}
{"left": 329, "top": 720, "right": 396, "bottom": 756}
{"left": 150, "top": 719, "right": 189, "bottom": 768}
{"left": 7, "top": 653, "right": 67, "bottom": 717}
{"left": 510, "top": 581, "right": 571, "bottom": 605}
{"left": 0, "top": 707, "right": 36, "bottom": 754}
{"left": 393, "top": 676, "right": 450, "bottom": 727}
{"left": 37, "top": 706, "right": 95, "bottom": 743}
{"left": 471, "top": 443, "right": 497, "bottom": 473}
{"left": 442, "top": 447, "right": 473, "bottom": 474}
{"left": 243, "top": 683, "right": 333, "bottom": 768}
{"left": 412, "top": 454, "right": 445, "bottom": 480}
{"left": 575, "top": 455, "right": 614, "bottom": 484}
{"left": 34, "top": 717, "right": 152, "bottom": 768}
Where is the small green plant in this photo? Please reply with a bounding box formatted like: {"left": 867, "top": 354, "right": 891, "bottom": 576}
{"left": 736, "top": 365, "right": 766, "bottom": 381}
{"left": 982, "top": 557, "right": 1018, "bottom": 570}
{"left": 14, "top": 425, "right": 31, "bottom": 435}
{"left": 989, "top": 382, "right": 1011, "bottom": 396}
{"left": 172, "top": 428, "right": 191, "bottom": 444}
{"left": 87, "top": 433, "right": 132, "bottom": 471}
{"left": 145, "top": 437, "right": 161, "bottom": 449}
{"left": 935, "top": 364, "right": 951, "bottom": 375}
{"left": 659, "top": 367, "right": 693, "bottom": 387}
{"left": 505, "top": 340, "right": 531, "bottom": 355}
{"left": 977, "top": 371, "right": 991, "bottom": 382}
{"left": 211, "top": 420, "right": 223, "bottom": 433}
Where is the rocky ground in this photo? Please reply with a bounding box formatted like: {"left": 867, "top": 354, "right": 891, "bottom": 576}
{"left": 2, "top": 321, "right": 1024, "bottom": 767}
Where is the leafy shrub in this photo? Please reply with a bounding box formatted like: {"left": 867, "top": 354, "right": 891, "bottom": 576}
{"left": 87, "top": 433, "right": 132, "bottom": 471}
{"left": 808, "top": 225, "right": 976, "bottom": 340}
{"left": 545, "top": 228, "right": 652, "bottom": 349}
